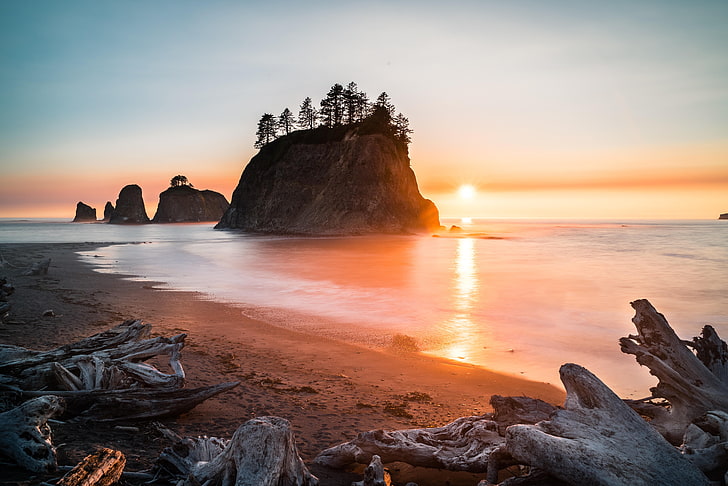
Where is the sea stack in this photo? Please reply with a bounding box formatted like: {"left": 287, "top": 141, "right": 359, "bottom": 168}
{"left": 108, "top": 184, "right": 150, "bottom": 224}
{"left": 72, "top": 202, "right": 97, "bottom": 222}
{"left": 103, "top": 201, "right": 114, "bottom": 221}
{"left": 216, "top": 116, "right": 440, "bottom": 235}
{"left": 720, "top": 213, "right": 728, "bottom": 220}
{"left": 152, "top": 185, "right": 229, "bottom": 223}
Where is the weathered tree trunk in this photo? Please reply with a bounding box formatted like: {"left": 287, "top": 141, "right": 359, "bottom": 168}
{"left": 680, "top": 410, "right": 728, "bottom": 481}
{"left": 183, "top": 416, "right": 318, "bottom": 486}
{"left": 353, "top": 455, "right": 391, "bottom": 486}
{"left": 0, "top": 395, "right": 64, "bottom": 472}
{"left": 315, "top": 415, "right": 503, "bottom": 472}
{"left": 619, "top": 299, "right": 728, "bottom": 443}
{"left": 500, "top": 363, "right": 709, "bottom": 486}
{"left": 489, "top": 395, "right": 557, "bottom": 435}
{"left": 56, "top": 448, "right": 126, "bottom": 486}
{"left": 154, "top": 423, "right": 228, "bottom": 477}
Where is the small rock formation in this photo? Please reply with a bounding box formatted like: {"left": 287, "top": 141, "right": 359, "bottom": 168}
{"left": 103, "top": 201, "right": 114, "bottom": 221}
{"left": 216, "top": 118, "right": 440, "bottom": 235}
{"left": 108, "top": 185, "right": 150, "bottom": 224}
{"left": 720, "top": 213, "right": 728, "bottom": 220}
{"left": 152, "top": 186, "right": 229, "bottom": 223}
{"left": 72, "top": 202, "right": 96, "bottom": 222}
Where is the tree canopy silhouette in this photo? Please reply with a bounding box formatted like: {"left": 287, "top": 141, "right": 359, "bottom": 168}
{"left": 170, "top": 175, "right": 192, "bottom": 188}
{"left": 253, "top": 82, "right": 412, "bottom": 148}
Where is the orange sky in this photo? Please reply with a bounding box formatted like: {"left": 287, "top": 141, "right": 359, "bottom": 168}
{"left": 1, "top": 1, "right": 727, "bottom": 220}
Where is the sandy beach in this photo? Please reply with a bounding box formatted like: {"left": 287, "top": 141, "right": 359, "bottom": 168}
{"left": 0, "top": 242, "right": 565, "bottom": 485}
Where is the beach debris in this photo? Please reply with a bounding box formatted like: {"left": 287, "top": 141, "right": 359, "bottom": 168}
{"left": 353, "top": 455, "right": 391, "bottom": 486}
{"left": 680, "top": 410, "right": 728, "bottom": 480}
{"left": 0, "top": 320, "right": 239, "bottom": 421}
{"left": 57, "top": 447, "right": 125, "bottom": 486}
{"left": 0, "top": 395, "right": 64, "bottom": 472}
{"left": 154, "top": 416, "right": 318, "bottom": 486}
{"left": 22, "top": 257, "right": 51, "bottom": 276}
{"left": 489, "top": 395, "right": 557, "bottom": 436}
{"left": 42, "top": 309, "right": 56, "bottom": 317}
{"left": 315, "top": 415, "right": 503, "bottom": 472}
{"left": 620, "top": 299, "right": 728, "bottom": 444}
{"left": 492, "top": 363, "right": 710, "bottom": 486}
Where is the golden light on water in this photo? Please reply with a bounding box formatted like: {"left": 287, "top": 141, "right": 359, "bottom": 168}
{"left": 442, "top": 237, "right": 482, "bottom": 361}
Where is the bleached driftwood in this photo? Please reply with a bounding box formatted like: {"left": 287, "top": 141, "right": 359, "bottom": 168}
{"left": 315, "top": 415, "right": 503, "bottom": 472}
{"left": 353, "top": 455, "right": 391, "bottom": 486}
{"left": 680, "top": 410, "right": 728, "bottom": 481}
{"left": 0, "top": 395, "right": 63, "bottom": 472}
{"left": 497, "top": 363, "right": 709, "bottom": 486}
{"left": 620, "top": 299, "right": 728, "bottom": 443}
{"left": 182, "top": 416, "right": 319, "bottom": 486}
{"left": 56, "top": 448, "right": 126, "bottom": 486}
{"left": 154, "top": 423, "right": 228, "bottom": 477}
{"left": 0, "top": 320, "right": 238, "bottom": 421}
{"left": 22, "top": 257, "right": 51, "bottom": 276}
{"left": 489, "top": 395, "right": 557, "bottom": 435}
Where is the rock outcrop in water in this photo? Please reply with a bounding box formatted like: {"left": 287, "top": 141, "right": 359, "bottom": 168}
{"left": 720, "top": 213, "right": 728, "bottom": 220}
{"left": 103, "top": 201, "right": 114, "bottom": 222}
{"left": 72, "top": 202, "right": 97, "bottom": 222}
{"left": 108, "top": 184, "right": 150, "bottom": 224}
{"left": 216, "top": 116, "right": 440, "bottom": 235}
{"left": 152, "top": 186, "right": 229, "bottom": 223}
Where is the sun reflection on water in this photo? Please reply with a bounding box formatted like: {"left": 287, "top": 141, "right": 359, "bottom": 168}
{"left": 442, "top": 237, "right": 482, "bottom": 361}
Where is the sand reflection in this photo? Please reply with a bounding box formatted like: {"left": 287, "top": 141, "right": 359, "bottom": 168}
{"left": 442, "top": 237, "right": 483, "bottom": 361}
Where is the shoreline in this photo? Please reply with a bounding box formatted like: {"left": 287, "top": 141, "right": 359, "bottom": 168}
{"left": 0, "top": 242, "right": 565, "bottom": 485}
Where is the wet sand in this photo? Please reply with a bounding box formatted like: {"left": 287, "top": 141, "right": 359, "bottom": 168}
{"left": 0, "top": 242, "right": 565, "bottom": 485}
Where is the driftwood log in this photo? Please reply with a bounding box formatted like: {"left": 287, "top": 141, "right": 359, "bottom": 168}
{"left": 353, "top": 455, "right": 391, "bottom": 486}
{"left": 0, "top": 395, "right": 64, "bottom": 472}
{"left": 178, "top": 416, "right": 319, "bottom": 486}
{"left": 680, "top": 410, "right": 728, "bottom": 482}
{"left": 0, "top": 320, "right": 239, "bottom": 421}
{"left": 56, "top": 448, "right": 126, "bottom": 486}
{"left": 496, "top": 363, "right": 709, "bottom": 486}
{"left": 620, "top": 299, "right": 728, "bottom": 443}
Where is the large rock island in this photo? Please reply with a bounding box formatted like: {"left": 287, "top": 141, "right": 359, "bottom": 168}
{"left": 108, "top": 184, "right": 150, "bottom": 224}
{"left": 216, "top": 115, "right": 440, "bottom": 235}
{"left": 152, "top": 185, "right": 229, "bottom": 223}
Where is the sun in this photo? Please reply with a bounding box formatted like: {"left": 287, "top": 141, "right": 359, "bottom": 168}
{"left": 458, "top": 184, "right": 476, "bottom": 199}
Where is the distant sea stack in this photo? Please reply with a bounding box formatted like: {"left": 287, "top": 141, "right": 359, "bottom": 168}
{"left": 152, "top": 185, "right": 229, "bottom": 223}
{"left": 72, "top": 202, "right": 97, "bottom": 222}
{"left": 720, "top": 213, "right": 728, "bottom": 220}
{"left": 108, "top": 184, "right": 150, "bottom": 224}
{"left": 103, "top": 201, "right": 114, "bottom": 222}
{"left": 216, "top": 123, "right": 440, "bottom": 235}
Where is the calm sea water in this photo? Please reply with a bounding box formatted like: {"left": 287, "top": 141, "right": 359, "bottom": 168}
{"left": 1, "top": 217, "right": 726, "bottom": 397}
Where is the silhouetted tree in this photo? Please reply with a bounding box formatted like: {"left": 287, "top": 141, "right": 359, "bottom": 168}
{"left": 254, "top": 113, "right": 278, "bottom": 148}
{"left": 321, "top": 83, "right": 345, "bottom": 127}
{"left": 297, "top": 97, "right": 318, "bottom": 129}
{"left": 374, "top": 92, "right": 395, "bottom": 118}
{"left": 344, "top": 82, "right": 369, "bottom": 125}
{"left": 393, "top": 113, "right": 413, "bottom": 144}
{"left": 170, "top": 175, "right": 192, "bottom": 187}
{"left": 278, "top": 108, "right": 295, "bottom": 135}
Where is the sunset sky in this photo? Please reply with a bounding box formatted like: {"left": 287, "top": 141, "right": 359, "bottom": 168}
{"left": 1, "top": 0, "right": 726, "bottom": 219}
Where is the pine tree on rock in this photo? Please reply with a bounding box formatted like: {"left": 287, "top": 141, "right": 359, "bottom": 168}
{"left": 278, "top": 108, "right": 295, "bottom": 136}
{"left": 393, "top": 113, "right": 413, "bottom": 144}
{"left": 297, "top": 97, "right": 318, "bottom": 129}
{"left": 374, "top": 92, "right": 395, "bottom": 118}
{"left": 254, "top": 113, "right": 278, "bottom": 148}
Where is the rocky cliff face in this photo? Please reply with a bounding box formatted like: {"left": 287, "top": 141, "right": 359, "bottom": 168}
{"left": 72, "top": 202, "right": 97, "bottom": 222}
{"left": 216, "top": 126, "right": 440, "bottom": 235}
{"left": 108, "top": 184, "right": 150, "bottom": 224}
{"left": 152, "top": 186, "right": 229, "bottom": 223}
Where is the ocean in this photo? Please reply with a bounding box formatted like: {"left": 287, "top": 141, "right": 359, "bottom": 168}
{"left": 1, "top": 217, "right": 726, "bottom": 397}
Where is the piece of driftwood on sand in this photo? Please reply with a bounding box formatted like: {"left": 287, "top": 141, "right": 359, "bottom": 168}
{"left": 56, "top": 448, "right": 126, "bottom": 486}
{"left": 0, "top": 320, "right": 239, "bottom": 422}
{"left": 620, "top": 299, "right": 728, "bottom": 445}
{"left": 155, "top": 416, "right": 319, "bottom": 486}
{"left": 0, "top": 395, "right": 64, "bottom": 473}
